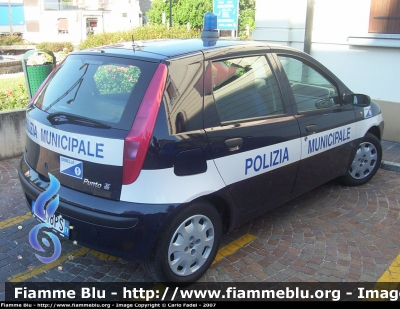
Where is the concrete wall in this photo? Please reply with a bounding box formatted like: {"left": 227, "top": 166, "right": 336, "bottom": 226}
{"left": 375, "top": 100, "right": 400, "bottom": 143}
{"left": 0, "top": 109, "right": 26, "bottom": 160}
{"left": 0, "top": 60, "right": 22, "bottom": 74}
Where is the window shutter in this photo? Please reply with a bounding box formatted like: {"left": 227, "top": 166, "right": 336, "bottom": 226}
{"left": 369, "top": 0, "right": 400, "bottom": 34}
{"left": 26, "top": 20, "right": 40, "bottom": 32}
{"left": 58, "top": 19, "right": 68, "bottom": 31}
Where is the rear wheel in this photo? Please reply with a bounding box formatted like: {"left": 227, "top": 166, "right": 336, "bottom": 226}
{"left": 144, "top": 200, "right": 221, "bottom": 284}
{"left": 339, "top": 133, "right": 382, "bottom": 186}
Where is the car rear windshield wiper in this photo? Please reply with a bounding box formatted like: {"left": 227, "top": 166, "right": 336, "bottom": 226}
{"left": 47, "top": 112, "right": 111, "bottom": 129}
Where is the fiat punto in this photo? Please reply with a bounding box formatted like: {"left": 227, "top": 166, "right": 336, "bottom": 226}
{"left": 18, "top": 23, "right": 383, "bottom": 284}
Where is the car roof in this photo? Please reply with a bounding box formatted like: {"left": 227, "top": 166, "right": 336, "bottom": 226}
{"left": 75, "top": 38, "right": 275, "bottom": 61}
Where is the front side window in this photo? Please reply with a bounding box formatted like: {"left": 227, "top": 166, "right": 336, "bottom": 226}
{"left": 278, "top": 55, "right": 340, "bottom": 112}
{"left": 211, "top": 55, "right": 284, "bottom": 123}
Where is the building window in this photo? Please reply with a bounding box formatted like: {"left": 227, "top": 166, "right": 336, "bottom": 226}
{"left": 43, "top": 0, "right": 76, "bottom": 10}
{"left": 369, "top": 0, "right": 400, "bottom": 34}
{"left": 86, "top": 18, "right": 98, "bottom": 35}
{"left": 58, "top": 18, "right": 68, "bottom": 34}
{"left": 26, "top": 20, "right": 40, "bottom": 32}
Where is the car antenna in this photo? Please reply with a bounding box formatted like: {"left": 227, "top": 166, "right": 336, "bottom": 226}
{"left": 132, "top": 35, "right": 135, "bottom": 52}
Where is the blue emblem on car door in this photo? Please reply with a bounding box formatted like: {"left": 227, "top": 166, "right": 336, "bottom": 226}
{"left": 364, "top": 106, "right": 372, "bottom": 118}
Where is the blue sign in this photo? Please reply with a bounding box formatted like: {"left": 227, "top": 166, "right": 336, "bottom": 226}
{"left": 0, "top": 4, "right": 25, "bottom": 26}
{"left": 213, "top": 0, "right": 239, "bottom": 31}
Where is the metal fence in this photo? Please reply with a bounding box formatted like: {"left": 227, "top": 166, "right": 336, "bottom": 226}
{"left": 43, "top": 1, "right": 107, "bottom": 11}
{"left": 44, "top": 2, "right": 78, "bottom": 10}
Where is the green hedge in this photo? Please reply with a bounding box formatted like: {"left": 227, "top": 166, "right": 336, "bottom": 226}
{"left": 36, "top": 42, "right": 75, "bottom": 52}
{"left": 78, "top": 24, "right": 201, "bottom": 50}
{"left": 0, "top": 34, "right": 25, "bottom": 46}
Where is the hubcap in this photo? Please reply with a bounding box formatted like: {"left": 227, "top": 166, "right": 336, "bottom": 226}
{"left": 349, "top": 141, "right": 377, "bottom": 179}
{"left": 168, "top": 215, "right": 215, "bottom": 277}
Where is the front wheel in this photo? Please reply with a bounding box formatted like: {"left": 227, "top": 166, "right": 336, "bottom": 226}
{"left": 144, "top": 200, "right": 222, "bottom": 284}
{"left": 339, "top": 133, "right": 382, "bottom": 186}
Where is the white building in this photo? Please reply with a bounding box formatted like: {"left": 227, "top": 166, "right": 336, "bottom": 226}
{"left": 253, "top": 0, "right": 400, "bottom": 142}
{"left": 22, "top": 0, "right": 142, "bottom": 45}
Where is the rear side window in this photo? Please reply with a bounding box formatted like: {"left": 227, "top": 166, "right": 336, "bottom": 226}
{"left": 210, "top": 55, "right": 284, "bottom": 123}
{"left": 161, "top": 54, "right": 204, "bottom": 135}
{"left": 33, "top": 54, "right": 158, "bottom": 130}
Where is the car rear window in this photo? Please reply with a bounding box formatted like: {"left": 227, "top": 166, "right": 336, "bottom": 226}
{"left": 33, "top": 54, "right": 159, "bottom": 130}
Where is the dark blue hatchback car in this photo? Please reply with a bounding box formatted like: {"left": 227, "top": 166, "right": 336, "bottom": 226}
{"left": 18, "top": 23, "right": 384, "bottom": 284}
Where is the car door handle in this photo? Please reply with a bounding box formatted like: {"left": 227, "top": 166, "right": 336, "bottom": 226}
{"left": 306, "top": 124, "right": 317, "bottom": 134}
{"left": 224, "top": 138, "right": 243, "bottom": 151}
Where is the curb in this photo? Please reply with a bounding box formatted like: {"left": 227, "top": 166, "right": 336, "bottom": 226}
{"left": 0, "top": 45, "right": 36, "bottom": 52}
{"left": 380, "top": 160, "right": 400, "bottom": 173}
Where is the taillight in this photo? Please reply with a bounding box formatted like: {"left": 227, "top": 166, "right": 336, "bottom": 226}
{"left": 122, "top": 63, "right": 168, "bottom": 185}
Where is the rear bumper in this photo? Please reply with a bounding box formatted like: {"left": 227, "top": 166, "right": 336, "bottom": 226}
{"left": 18, "top": 155, "right": 179, "bottom": 262}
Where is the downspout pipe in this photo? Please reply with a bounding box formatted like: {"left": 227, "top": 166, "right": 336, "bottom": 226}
{"left": 169, "top": 0, "right": 172, "bottom": 28}
{"left": 304, "top": 0, "right": 314, "bottom": 54}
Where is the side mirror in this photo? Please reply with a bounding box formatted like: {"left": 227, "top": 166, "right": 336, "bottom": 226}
{"left": 343, "top": 93, "right": 371, "bottom": 106}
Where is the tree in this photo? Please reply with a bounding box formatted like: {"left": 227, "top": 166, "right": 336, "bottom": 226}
{"left": 146, "top": 0, "right": 255, "bottom": 32}
{"left": 238, "top": 0, "right": 255, "bottom": 31}
{"left": 174, "top": 0, "right": 213, "bottom": 29}
{"left": 146, "top": 0, "right": 170, "bottom": 25}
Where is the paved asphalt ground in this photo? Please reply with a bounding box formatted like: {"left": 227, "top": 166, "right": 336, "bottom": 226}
{"left": 0, "top": 140, "right": 399, "bottom": 301}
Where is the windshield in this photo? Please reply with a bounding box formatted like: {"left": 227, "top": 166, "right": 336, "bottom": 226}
{"left": 33, "top": 54, "right": 158, "bottom": 130}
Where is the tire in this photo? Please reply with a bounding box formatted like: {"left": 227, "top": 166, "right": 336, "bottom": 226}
{"left": 339, "top": 133, "right": 382, "bottom": 186}
{"left": 144, "top": 200, "right": 222, "bottom": 284}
